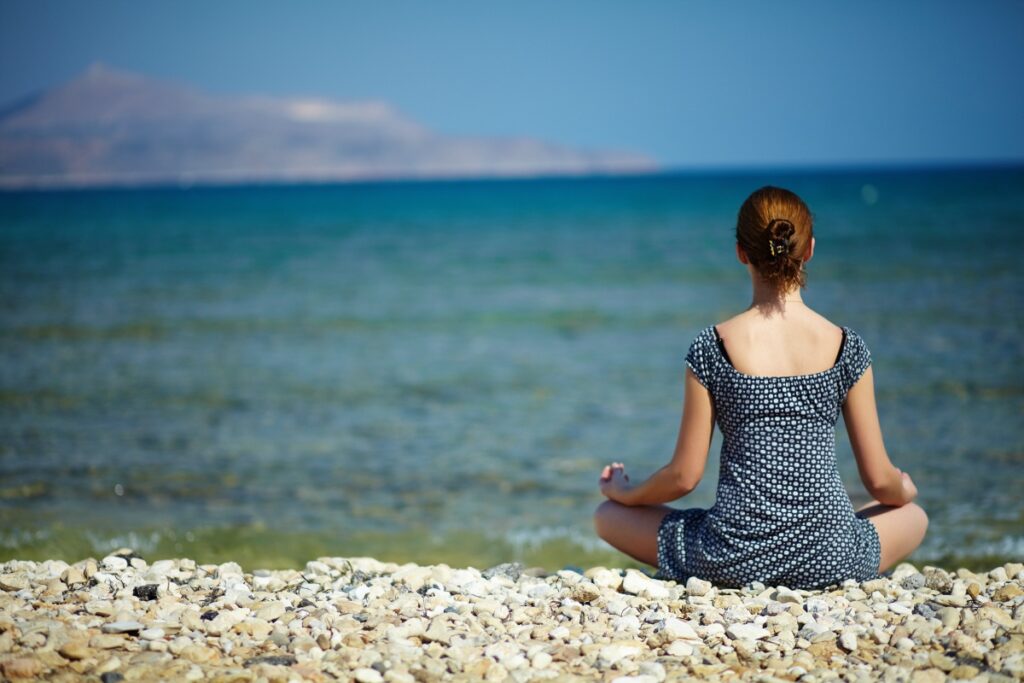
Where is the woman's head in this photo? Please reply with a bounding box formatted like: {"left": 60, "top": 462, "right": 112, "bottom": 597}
{"left": 735, "top": 186, "right": 814, "bottom": 291}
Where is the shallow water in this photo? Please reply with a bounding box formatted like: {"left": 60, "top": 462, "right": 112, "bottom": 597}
{"left": 1, "top": 168, "right": 1022, "bottom": 570}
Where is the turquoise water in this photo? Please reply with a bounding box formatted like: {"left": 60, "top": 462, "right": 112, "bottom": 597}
{"left": 1, "top": 168, "right": 1022, "bottom": 570}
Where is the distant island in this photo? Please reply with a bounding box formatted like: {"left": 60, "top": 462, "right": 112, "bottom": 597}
{"left": 0, "top": 63, "right": 657, "bottom": 189}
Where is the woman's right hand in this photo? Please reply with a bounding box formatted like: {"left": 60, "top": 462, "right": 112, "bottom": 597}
{"left": 899, "top": 469, "right": 918, "bottom": 504}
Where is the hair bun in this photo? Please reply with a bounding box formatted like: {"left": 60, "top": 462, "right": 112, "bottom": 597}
{"left": 766, "top": 219, "right": 794, "bottom": 258}
{"left": 767, "top": 218, "right": 796, "bottom": 241}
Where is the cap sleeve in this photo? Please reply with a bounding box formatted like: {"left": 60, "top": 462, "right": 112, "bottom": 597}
{"left": 840, "top": 327, "right": 872, "bottom": 400}
{"left": 685, "top": 327, "right": 719, "bottom": 392}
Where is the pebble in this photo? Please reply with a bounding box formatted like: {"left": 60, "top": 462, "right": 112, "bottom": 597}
{"left": 599, "top": 640, "right": 645, "bottom": 664}
{"left": 354, "top": 667, "right": 384, "bottom": 683}
{"left": 57, "top": 640, "right": 91, "bottom": 660}
{"left": 726, "top": 623, "right": 769, "bottom": 641}
{"left": 0, "top": 554, "right": 1020, "bottom": 681}
{"left": 685, "top": 576, "right": 711, "bottom": 596}
{"left": 0, "top": 574, "right": 29, "bottom": 591}
{"left": 255, "top": 601, "right": 286, "bottom": 621}
{"left": 586, "top": 567, "right": 623, "bottom": 591}
{"left": 660, "top": 616, "right": 699, "bottom": 641}
{"left": 622, "top": 569, "right": 669, "bottom": 599}
{"left": 571, "top": 581, "right": 601, "bottom": 603}
{"left": 101, "top": 620, "right": 145, "bottom": 634}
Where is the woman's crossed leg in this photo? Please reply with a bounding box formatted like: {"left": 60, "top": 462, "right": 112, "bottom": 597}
{"left": 596, "top": 498, "right": 928, "bottom": 575}
{"left": 856, "top": 500, "right": 929, "bottom": 573}
{"left": 593, "top": 500, "right": 676, "bottom": 568}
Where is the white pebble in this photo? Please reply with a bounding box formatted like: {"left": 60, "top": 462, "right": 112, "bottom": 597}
{"left": 685, "top": 576, "right": 711, "bottom": 597}
{"left": 353, "top": 668, "right": 384, "bottom": 683}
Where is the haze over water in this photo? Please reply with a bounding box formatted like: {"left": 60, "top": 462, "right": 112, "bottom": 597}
{"left": 1, "top": 167, "right": 1022, "bottom": 571}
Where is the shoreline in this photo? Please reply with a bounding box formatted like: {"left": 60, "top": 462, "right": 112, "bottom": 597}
{"left": 0, "top": 553, "right": 1021, "bottom": 682}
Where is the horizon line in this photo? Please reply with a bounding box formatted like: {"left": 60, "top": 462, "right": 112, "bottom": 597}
{"left": 2, "top": 158, "right": 1022, "bottom": 194}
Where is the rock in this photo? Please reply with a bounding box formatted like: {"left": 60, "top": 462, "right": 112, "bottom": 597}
{"left": 993, "top": 584, "right": 1023, "bottom": 602}
{"left": 90, "top": 634, "right": 126, "bottom": 649}
{"left": 530, "top": 651, "right": 552, "bottom": 669}
{"left": 58, "top": 640, "right": 92, "bottom": 660}
{"left": 102, "top": 620, "right": 145, "bottom": 634}
{"left": 937, "top": 607, "right": 960, "bottom": 629}
{"left": 949, "top": 664, "right": 980, "bottom": 679}
{"left": 243, "top": 655, "right": 298, "bottom": 667}
{"left": 896, "top": 637, "right": 915, "bottom": 650}
{"left": 978, "top": 605, "right": 1016, "bottom": 629}
{"left": 140, "top": 628, "right": 164, "bottom": 641}
{"left": 774, "top": 587, "right": 802, "bottom": 604}
{"left": 393, "top": 564, "right": 433, "bottom": 591}
{"left": 95, "top": 657, "right": 122, "bottom": 675}
{"left": 839, "top": 629, "right": 858, "bottom": 652}
{"left": 354, "top": 668, "right": 384, "bottom": 683}
{"left": 180, "top": 644, "right": 218, "bottom": 664}
{"left": 923, "top": 568, "right": 953, "bottom": 594}
{"left": 0, "top": 574, "right": 29, "bottom": 591}
{"left": 660, "top": 617, "right": 699, "bottom": 641}
{"left": 149, "top": 559, "right": 176, "bottom": 575}
{"left": 571, "top": 581, "right": 601, "bottom": 604}
{"left": 133, "top": 584, "right": 160, "bottom": 601}
{"left": 622, "top": 570, "right": 669, "bottom": 599}
{"left": 256, "top": 601, "right": 286, "bottom": 621}
{"left": 586, "top": 567, "right": 623, "bottom": 591}
{"left": 900, "top": 573, "right": 925, "bottom": 590}
{"left": 613, "top": 614, "right": 641, "bottom": 632}
{"left": 100, "top": 674, "right": 125, "bottom": 683}
{"left": 928, "top": 651, "right": 956, "bottom": 671}
{"left": 599, "top": 640, "right": 645, "bottom": 665}
{"left": 685, "top": 576, "right": 711, "bottom": 597}
{"left": 807, "top": 637, "right": 840, "bottom": 659}
{"left": 61, "top": 566, "right": 87, "bottom": 586}
{"left": 101, "top": 556, "right": 128, "bottom": 572}
{"left": 726, "top": 623, "right": 768, "bottom": 641}
{"left": 2, "top": 657, "right": 44, "bottom": 679}
{"left": 666, "top": 640, "right": 694, "bottom": 657}
{"left": 910, "top": 669, "right": 946, "bottom": 683}
{"left": 482, "top": 563, "right": 523, "bottom": 582}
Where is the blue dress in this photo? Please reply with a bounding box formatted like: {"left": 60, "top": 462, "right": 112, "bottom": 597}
{"left": 656, "top": 324, "right": 882, "bottom": 589}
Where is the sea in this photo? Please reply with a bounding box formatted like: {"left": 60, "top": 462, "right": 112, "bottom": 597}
{"left": 1, "top": 167, "right": 1022, "bottom": 572}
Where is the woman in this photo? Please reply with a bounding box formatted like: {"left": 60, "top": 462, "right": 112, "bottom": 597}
{"left": 593, "top": 186, "right": 927, "bottom": 589}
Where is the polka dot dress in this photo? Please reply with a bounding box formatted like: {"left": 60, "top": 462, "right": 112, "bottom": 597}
{"left": 656, "top": 325, "right": 883, "bottom": 590}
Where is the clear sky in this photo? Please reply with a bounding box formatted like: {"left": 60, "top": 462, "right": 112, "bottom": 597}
{"left": 2, "top": 0, "right": 1022, "bottom": 168}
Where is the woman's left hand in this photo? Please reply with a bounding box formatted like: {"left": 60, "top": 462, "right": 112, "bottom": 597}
{"left": 599, "top": 462, "right": 632, "bottom": 503}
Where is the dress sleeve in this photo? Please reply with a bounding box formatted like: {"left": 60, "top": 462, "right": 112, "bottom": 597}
{"left": 840, "top": 328, "right": 873, "bottom": 400}
{"left": 685, "top": 328, "right": 717, "bottom": 392}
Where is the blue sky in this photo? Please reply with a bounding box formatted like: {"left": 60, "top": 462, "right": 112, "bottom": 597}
{"left": 2, "top": 1, "right": 1022, "bottom": 168}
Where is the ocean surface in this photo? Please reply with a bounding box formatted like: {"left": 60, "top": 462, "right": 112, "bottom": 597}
{"left": 1, "top": 168, "right": 1022, "bottom": 572}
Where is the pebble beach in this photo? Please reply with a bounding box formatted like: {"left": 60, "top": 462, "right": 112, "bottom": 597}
{"left": 0, "top": 553, "right": 1022, "bottom": 682}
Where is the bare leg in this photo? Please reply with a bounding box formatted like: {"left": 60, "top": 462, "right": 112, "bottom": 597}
{"left": 593, "top": 500, "right": 677, "bottom": 567}
{"left": 855, "top": 499, "right": 929, "bottom": 573}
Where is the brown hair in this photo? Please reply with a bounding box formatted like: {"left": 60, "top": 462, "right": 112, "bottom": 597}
{"left": 735, "top": 186, "right": 814, "bottom": 291}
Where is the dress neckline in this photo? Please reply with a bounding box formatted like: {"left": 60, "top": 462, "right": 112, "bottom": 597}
{"left": 711, "top": 325, "right": 848, "bottom": 381}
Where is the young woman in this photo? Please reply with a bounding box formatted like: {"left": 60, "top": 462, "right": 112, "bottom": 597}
{"left": 593, "top": 186, "right": 927, "bottom": 589}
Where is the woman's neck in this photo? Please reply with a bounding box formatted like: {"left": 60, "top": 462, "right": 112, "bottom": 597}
{"left": 749, "top": 279, "right": 804, "bottom": 315}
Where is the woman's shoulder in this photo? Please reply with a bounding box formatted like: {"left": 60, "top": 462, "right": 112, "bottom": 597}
{"left": 715, "top": 309, "right": 847, "bottom": 338}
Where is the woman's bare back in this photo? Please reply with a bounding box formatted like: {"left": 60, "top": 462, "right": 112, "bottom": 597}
{"left": 714, "top": 306, "right": 845, "bottom": 378}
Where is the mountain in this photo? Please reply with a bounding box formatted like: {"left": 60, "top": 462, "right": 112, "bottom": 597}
{"left": 0, "top": 63, "right": 657, "bottom": 189}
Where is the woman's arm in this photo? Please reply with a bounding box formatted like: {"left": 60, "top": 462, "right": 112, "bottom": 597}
{"left": 601, "top": 367, "right": 714, "bottom": 506}
{"left": 842, "top": 365, "right": 916, "bottom": 506}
